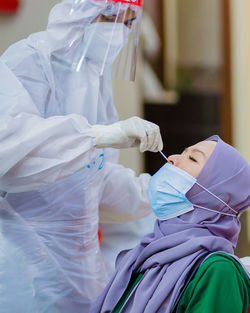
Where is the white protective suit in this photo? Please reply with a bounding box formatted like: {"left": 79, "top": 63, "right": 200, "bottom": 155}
{"left": 0, "top": 1, "right": 152, "bottom": 312}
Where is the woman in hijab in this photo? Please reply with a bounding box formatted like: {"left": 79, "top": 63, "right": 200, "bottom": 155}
{"left": 90, "top": 135, "right": 250, "bottom": 313}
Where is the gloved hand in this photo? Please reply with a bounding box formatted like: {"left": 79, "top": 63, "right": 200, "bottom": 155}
{"left": 92, "top": 116, "right": 163, "bottom": 152}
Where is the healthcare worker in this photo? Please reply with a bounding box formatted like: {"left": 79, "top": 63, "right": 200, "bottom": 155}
{"left": 0, "top": 0, "right": 163, "bottom": 312}
{"left": 100, "top": 10, "right": 162, "bottom": 277}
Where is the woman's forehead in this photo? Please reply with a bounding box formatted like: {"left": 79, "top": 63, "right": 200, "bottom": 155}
{"left": 189, "top": 141, "right": 217, "bottom": 157}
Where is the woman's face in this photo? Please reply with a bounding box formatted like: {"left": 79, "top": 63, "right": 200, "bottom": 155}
{"left": 168, "top": 140, "right": 217, "bottom": 178}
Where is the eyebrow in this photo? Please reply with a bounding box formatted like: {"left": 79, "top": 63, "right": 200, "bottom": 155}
{"left": 184, "top": 148, "right": 207, "bottom": 160}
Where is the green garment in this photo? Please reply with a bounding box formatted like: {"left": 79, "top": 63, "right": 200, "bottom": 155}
{"left": 113, "top": 272, "right": 144, "bottom": 313}
{"left": 112, "top": 253, "right": 250, "bottom": 313}
{"left": 176, "top": 253, "right": 250, "bottom": 313}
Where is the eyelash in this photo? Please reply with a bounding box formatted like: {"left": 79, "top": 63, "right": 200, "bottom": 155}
{"left": 189, "top": 156, "right": 197, "bottom": 163}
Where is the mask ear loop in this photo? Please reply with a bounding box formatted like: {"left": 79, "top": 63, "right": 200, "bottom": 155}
{"left": 195, "top": 182, "right": 238, "bottom": 215}
{"left": 193, "top": 204, "right": 238, "bottom": 218}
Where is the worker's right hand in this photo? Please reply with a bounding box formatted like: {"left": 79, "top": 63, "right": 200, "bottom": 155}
{"left": 92, "top": 116, "right": 163, "bottom": 152}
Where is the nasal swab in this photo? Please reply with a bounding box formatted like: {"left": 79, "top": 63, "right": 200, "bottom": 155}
{"left": 159, "top": 151, "right": 168, "bottom": 162}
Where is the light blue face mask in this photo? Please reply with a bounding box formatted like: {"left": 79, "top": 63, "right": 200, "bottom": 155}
{"left": 148, "top": 163, "right": 196, "bottom": 221}
{"left": 148, "top": 153, "right": 238, "bottom": 221}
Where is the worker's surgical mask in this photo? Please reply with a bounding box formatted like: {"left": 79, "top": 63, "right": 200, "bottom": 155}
{"left": 83, "top": 22, "right": 130, "bottom": 66}
{"left": 148, "top": 163, "right": 238, "bottom": 221}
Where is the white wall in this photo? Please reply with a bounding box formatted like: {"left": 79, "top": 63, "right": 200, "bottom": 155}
{"left": 0, "top": 0, "right": 143, "bottom": 175}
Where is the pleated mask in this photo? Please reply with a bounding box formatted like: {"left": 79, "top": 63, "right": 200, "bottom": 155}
{"left": 148, "top": 163, "right": 196, "bottom": 221}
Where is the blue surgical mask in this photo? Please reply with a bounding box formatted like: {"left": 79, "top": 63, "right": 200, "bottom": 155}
{"left": 148, "top": 161, "right": 238, "bottom": 220}
{"left": 148, "top": 163, "right": 196, "bottom": 221}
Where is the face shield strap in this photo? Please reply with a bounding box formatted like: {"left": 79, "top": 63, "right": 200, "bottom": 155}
{"left": 101, "top": 0, "right": 143, "bottom": 7}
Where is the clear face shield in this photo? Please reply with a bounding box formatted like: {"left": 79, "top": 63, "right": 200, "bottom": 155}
{"left": 70, "top": 0, "right": 143, "bottom": 81}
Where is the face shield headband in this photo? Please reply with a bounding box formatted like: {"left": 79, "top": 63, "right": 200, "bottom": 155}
{"left": 149, "top": 153, "right": 239, "bottom": 221}
{"left": 70, "top": 0, "right": 143, "bottom": 81}
{"left": 99, "top": 0, "right": 143, "bottom": 6}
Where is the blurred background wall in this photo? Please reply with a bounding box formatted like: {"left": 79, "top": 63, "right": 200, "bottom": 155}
{"left": 0, "top": 0, "right": 58, "bottom": 52}
{"left": 177, "top": 0, "right": 221, "bottom": 69}
{"left": 230, "top": 0, "right": 250, "bottom": 252}
{"left": 0, "top": 0, "right": 249, "bottom": 255}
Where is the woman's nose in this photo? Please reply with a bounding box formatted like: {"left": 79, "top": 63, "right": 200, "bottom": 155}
{"left": 168, "top": 154, "right": 180, "bottom": 166}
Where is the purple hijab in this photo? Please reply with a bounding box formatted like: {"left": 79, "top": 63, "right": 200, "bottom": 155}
{"left": 91, "top": 135, "right": 250, "bottom": 313}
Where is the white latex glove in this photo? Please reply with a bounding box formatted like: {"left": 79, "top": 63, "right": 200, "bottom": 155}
{"left": 92, "top": 116, "right": 163, "bottom": 152}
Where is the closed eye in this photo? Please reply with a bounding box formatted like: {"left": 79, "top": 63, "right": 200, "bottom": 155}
{"left": 189, "top": 156, "right": 197, "bottom": 162}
